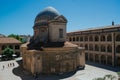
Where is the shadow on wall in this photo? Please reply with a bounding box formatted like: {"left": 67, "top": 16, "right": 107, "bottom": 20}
{"left": 12, "top": 60, "right": 78, "bottom": 80}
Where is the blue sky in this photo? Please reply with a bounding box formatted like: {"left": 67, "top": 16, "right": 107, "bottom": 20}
{"left": 0, "top": 0, "right": 120, "bottom": 35}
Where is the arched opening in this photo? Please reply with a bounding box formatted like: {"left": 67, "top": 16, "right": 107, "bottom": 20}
{"left": 84, "top": 36, "right": 88, "bottom": 41}
{"left": 89, "top": 53, "right": 93, "bottom": 62}
{"left": 116, "top": 34, "right": 120, "bottom": 41}
{"left": 80, "top": 37, "right": 83, "bottom": 41}
{"left": 85, "top": 53, "right": 88, "bottom": 61}
{"left": 101, "top": 55, "right": 106, "bottom": 65}
{"left": 95, "top": 54, "right": 99, "bottom": 63}
{"left": 89, "top": 36, "right": 93, "bottom": 41}
{"left": 95, "top": 44, "right": 99, "bottom": 51}
{"left": 95, "top": 36, "right": 99, "bottom": 41}
{"left": 107, "top": 34, "right": 112, "bottom": 41}
{"left": 101, "top": 35, "right": 105, "bottom": 41}
{"left": 73, "top": 37, "right": 75, "bottom": 41}
{"left": 116, "top": 45, "right": 120, "bottom": 53}
{"left": 89, "top": 44, "right": 93, "bottom": 51}
{"left": 101, "top": 45, "right": 106, "bottom": 52}
{"left": 107, "top": 56, "right": 112, "bottom": 65}
{"left": 107, "top": 45, "right": 112, "bottom": 53}
{"left": 76, "top": 37, "right": 79, "bottom": 41}
{"left": 69, "top": 37, "right": 72, "bottom": 41}
{"left": 116, "top": 57, "right": 120, "bottom": 67}
{"left": 85, "top": 44, "right": 88, "bottom": 50}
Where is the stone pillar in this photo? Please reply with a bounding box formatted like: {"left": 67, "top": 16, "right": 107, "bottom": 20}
{"left": 112, "top": 32, "right": 115, "bottom": 66}
{"left": 99, "top": 55, "right": 101, "bottom": 64}
{"left": 88, "top": 44, "right": 90, "bottom": 61}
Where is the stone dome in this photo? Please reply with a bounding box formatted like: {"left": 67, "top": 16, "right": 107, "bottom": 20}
{"left": 35, "top": 7, "right": 60, "bottom": 23}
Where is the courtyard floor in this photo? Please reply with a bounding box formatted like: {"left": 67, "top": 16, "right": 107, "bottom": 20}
{"left": 0, "top": 58, "right": 119, "bottom": 80}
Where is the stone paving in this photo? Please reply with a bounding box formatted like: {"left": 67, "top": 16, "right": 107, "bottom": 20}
{"left": 0, "top": 58, "right": 119, "bottom": 80}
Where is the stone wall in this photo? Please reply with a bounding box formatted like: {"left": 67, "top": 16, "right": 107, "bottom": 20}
{"left": 21, "top": 45, "right": 85, "bottom": 74}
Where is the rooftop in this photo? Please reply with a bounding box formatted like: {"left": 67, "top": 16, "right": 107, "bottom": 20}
{"left": 68, "top": 24, "right": 120, "bottom": 33}
{"left": 0, "top": 37, "right": 21, "bottom": 44}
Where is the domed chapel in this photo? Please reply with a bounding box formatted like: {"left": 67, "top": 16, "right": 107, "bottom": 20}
{"left": 21, "top": 7, "right": 85, "bottom": 75}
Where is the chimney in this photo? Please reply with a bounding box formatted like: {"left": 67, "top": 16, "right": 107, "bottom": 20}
{"left": 112, "top": 21, "right": 114, "bottom": 26}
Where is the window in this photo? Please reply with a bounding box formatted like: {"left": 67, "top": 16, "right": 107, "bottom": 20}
{"left": 101, "top": 35, "right": 105, "bottom": 41}
{"left": 89, "top": 36, "right": 93, "bottom": 41}
{"left": 95, "top": 36, "right": 99, "bottom": 41}
{"left": 89, "top": 44, "right": 93, "bottom": 51}
{"left": 116, "top": 45, "right": 120, "bottom": 53}
{"left": 101, "top": 45, "right": 106, "bottom": 52}
{"left": 107, "top": 45, "right": 112, "bottom": 52}
{"left": 73, "top": 37, "right": 75, "bottom": 41}
{"left": 95, "top": 45, "right": 99, "bottom": 51}
{"left": 9, "top": 45, "right": 13, "bottom": 49}
{"left": 116, "top": 34, "right": 120, "bottom": 41}
{"left": 59, "top": 29, "right": 63, "bottom": 38}
{"left": 76, "top": 37, "right": 79, "bottom": 41}
{"left": 15, "top": 45, "right": 20, "bottom": 49}
{"left": 69, "top": 37, "right": 72, "bottom": 41}
{"left": 85, "top": 44, "right": 88, "bottom": 50}
{"left": 80, "top": 37, "right": 83, "bottom": 41}
{"left": 107, "top": 35, "right": 112, "bottom": 41}
{"left": 84, "top": 36, "right": 88, "bottom": 41}
{"left": 2, "top": 45, "right": 6, "bottom": 50}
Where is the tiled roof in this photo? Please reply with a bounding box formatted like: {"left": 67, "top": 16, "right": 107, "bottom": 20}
{"left": 68, "top": 24, "right": 120, "bottom": 33}
{"left": 0, "top": 37, "right": 21, "bottom": 44}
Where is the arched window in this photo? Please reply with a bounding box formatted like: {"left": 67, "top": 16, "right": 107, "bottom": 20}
{"left": 95, "top": 54, "right": 99, "bottom": 63}
{"left": 101, "top": 45, "right": 106, "bottom": 52}
{"left": 107, "top": 45, "right": 112, "bottom": 52}
{"left": 69, "top": 37, "right": 72, "bottom": 41}
{"left": 89, "top": 44, "right": 93, "bottom": 51}
{"left": 73, "top": 37, "right": 75, "bottom": 41}
{"left": 80, "top": 37, "right": 83, "bottom": 41}
{"left": 107, "top": 56, "right": 112, "bottom": 65}
{"left": 95, "top": 44, "right": 99, "bottom": 51}
{"left": 95, "top": 36, "right": 99, "bottom": 41}
{"left": 89, "top": 36, "right": 93, "bottom": 41}
{"left": 84, "top": 36, "right": 88, "bottom": 41}
{"left": 116, "top": 34, "right": 120, "bottom": 41}
{"left": 116, "top": 45, "right": 120, "bottom": 53}
{"left": 101, "top": 55, "right": 106, "bottom": 64}
{"left": 76, "top": 37, "right": 79, "bottom": 41}
{"left": 101, "top": 35, "right": 105, "bottom": 41}
{"left": 107, "top": 34, "right": 112, "bottom": 41}
{"left": 85, "top": 53, "right": 88, "bottom": 60}
{"left": 85, "top": 44, "right": 88, "bottom": 50}
{"left": 89, "top": 53, "right": 93, "bottom": 61}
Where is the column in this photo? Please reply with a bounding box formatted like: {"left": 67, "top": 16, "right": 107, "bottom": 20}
{"left": 112, "top": 32, "right": 115, "bottom": 67}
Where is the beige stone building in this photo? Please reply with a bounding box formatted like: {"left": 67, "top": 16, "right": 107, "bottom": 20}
{"left": 21, "top": 7, "right": 85, "bottom": 75}
{"left": 0, "top": 37, "right": 21, "bottom": 55}
{"left": 67, "top": 23, "right": 120, "bottom": 67}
